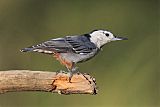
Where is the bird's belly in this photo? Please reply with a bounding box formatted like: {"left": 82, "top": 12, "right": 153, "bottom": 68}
{"left": 60, "top": 52, "right": 95, "bottom": 63}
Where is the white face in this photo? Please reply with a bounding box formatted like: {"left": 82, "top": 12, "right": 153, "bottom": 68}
{"left": 89, "top": 30, "right": 127, "bottom": 48}
{"left": 90, "top": 30, "right": 114, "bottom": 48}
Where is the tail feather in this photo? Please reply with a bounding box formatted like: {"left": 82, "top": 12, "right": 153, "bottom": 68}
{"left": 20, "top": 47, "right": 33, "bottom": 52}
{"left": 20, "top": 47, "right": 55, "bottom": 54}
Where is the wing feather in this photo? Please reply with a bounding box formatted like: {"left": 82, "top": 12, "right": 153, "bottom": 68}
{"left": 65, "top": 36, "right": 97, "bottom": 54}
{"left": 21, "top": 36, "right": 97, "bottom": 55}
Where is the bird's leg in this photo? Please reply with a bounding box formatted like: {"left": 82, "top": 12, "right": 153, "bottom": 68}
{"left": 72, "top": 67, "right": 89, "bottom": 82}
{"left": 69, "top": 66, "right": 89, "bottom": 82}
{"left": 68, "top": 70, "right": 73, "bottom": 83}
{"left": 67, "top": 63, "right": 80, "bottom": 83}
{"left": 72, "top": 66, "right": 79, "bottom": 74}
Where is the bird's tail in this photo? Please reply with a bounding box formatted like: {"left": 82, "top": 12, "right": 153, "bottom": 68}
{"left": 20, "top": 47, "right": 34, "bottom": 52}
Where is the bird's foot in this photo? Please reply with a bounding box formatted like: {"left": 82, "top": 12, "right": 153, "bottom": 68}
{"left": 68, "top": 67, "right": 80, "bottom": 83}
{"left": 72, "top": 67, "right": 79, "bottom": 74}
{"left": 64, "top": 66, "right": 81, "bottom": 83}
{"left": 56, "top": 70, "right": 68, "bottom": 75}
{"left": 67, "top": 71, "right": 73, "bottom": 83}
{"left": 68, "top": 77, "right": 72, "bottom": 83}
{"left": 56, "top": 70, "right": 72, "bottom": 82}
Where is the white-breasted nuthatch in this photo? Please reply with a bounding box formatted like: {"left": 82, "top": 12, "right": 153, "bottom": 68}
{"left": 20, "top": 29, "right": 127, "bottom": 82}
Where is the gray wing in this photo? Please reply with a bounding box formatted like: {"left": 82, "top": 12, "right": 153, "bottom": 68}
{"left": 20, "top": 35, "right": 97, "bottom": 55}
{"left": 65, "top": 35, "right": 97, "bottom": 55}
{"left": 20, "top": 37, "right": 71, "bottom": 54}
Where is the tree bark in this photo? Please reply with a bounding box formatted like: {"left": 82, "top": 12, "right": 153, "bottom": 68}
{"left": 0, "top": 70, "right": 97, "bottom": 95}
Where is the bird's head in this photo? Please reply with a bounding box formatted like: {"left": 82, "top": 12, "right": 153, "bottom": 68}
{"left": 89, "top": 29, "right": 128, "bottom": 48}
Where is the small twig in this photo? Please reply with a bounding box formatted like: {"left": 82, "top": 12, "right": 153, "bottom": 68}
{"left": 0, "top": 70, "right": 97, "bottom": 95}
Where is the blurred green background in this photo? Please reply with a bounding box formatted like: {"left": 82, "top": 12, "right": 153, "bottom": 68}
{"left": 0, "top": 0, "right": 159, "bottom": 107}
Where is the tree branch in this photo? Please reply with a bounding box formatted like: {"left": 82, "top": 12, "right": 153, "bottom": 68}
{"left": 0, "top": 70, "right": 97, "bottom": 95}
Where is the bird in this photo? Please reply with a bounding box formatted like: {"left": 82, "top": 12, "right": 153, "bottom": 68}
{"left": 20, "top": 29, "right": 128, "bottom": 82}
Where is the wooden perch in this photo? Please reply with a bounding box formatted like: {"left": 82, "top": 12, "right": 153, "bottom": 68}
{"left": 0, "top": 70, "right": 97, "bottom": 95}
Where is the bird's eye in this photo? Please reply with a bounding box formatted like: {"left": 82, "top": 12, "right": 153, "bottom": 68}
{"left": 105, "top": 33, "right": 109, "bottom": 37}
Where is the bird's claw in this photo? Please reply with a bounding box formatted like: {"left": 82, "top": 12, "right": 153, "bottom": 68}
{"left": 68, "top": 77, "right": 72, "bottom": 83}
{"left": 57, "top": 67, "right": 80, "bottom": 83}
{"left": 56, "top": 70, "right": 68, "bottom": 75}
